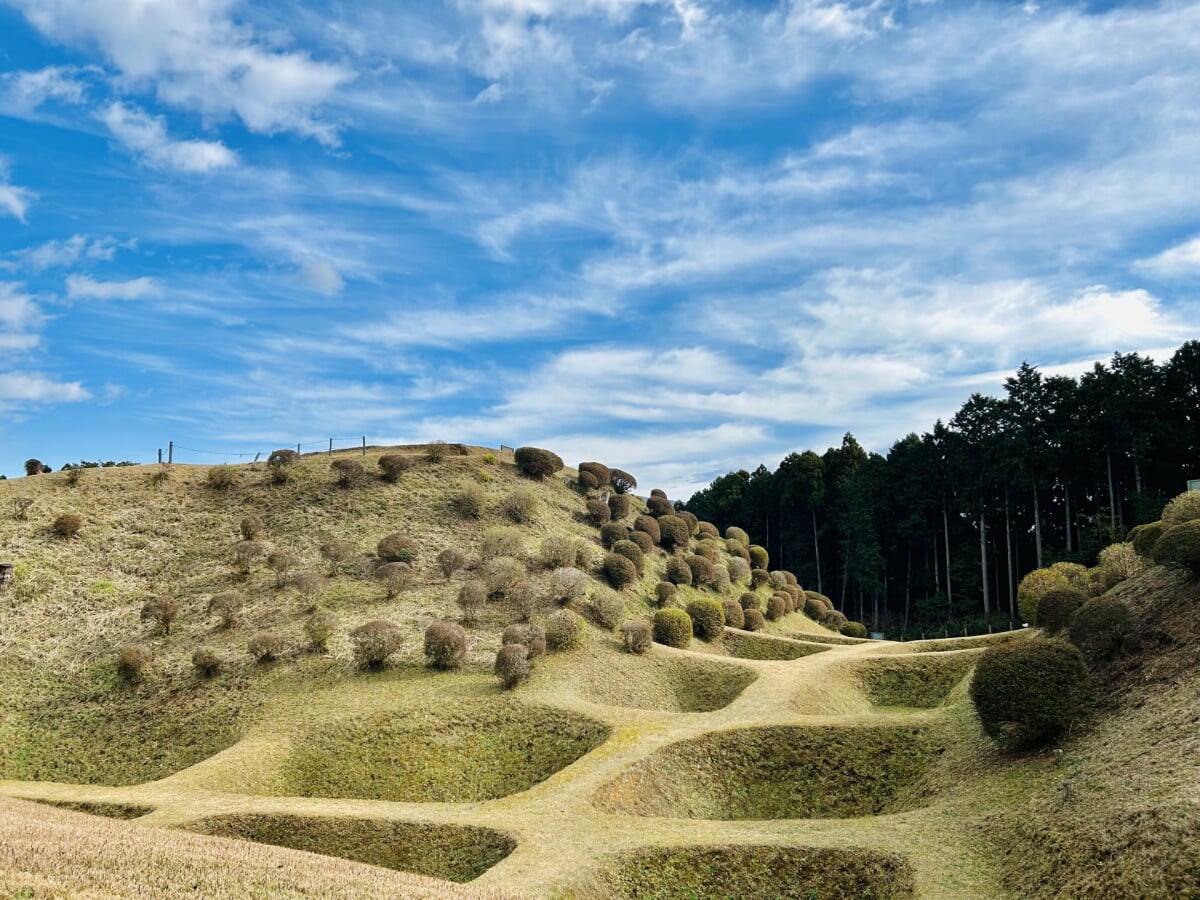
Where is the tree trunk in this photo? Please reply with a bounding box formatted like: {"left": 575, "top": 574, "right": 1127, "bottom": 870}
{"left": 840, "top": 547, "right": 849, "bottom": 611}
{"left": 904, "top": 546, "right": 912, "bottom": 630}
{"left": 1005, "top": 491, "right": 1015, "bottom": 619}
{"left": 980, "top": 505, "right": 990, "bottom": 615}
{"left": 933, "top": 532, "right": 940, "bottom": 597}
{"left": 811, "top": 509, "right": 823, "bottom": 594}
{"left": 1064, "top": 481, "right": 1072, "bottom": 554}
{"left": 1032, "top": 476, "right": 1043, "bottom": 570}
{"left": 1133, "top": 438, "right": 1143, "bottom": 494}
{"left": 943, "top": 506, "right": 953, "bottom": 614}
{"left": 1106, "top": 447, "right": 1117, "bottom": 533}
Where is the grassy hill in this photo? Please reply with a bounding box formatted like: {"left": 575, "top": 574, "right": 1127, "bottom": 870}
{"left": 0, "top": 447, "right": 1197, "bottom": 897}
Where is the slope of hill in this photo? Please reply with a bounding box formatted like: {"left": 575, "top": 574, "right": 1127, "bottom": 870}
{"left": 0, "top": 448, "right": 1197, "bottom": 898}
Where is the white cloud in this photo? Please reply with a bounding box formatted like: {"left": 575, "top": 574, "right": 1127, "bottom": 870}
{"left": 66, "top": 274, "right": 164, "bottom": 301}
{"left": 299, "top": 257, "right": 345, "bottom": 295}
{"left": 1135, "top": 236, "right": 1200, "bottom": 278}
{"left": 10, "top": 0, "right": 354, "bottom": 145}
{"left": 0, "top": 282, "right": 45, "bottom": 348}
{"left": 3, "top": 234, "right": 133, "bottom": 272}
{"left": 102, "top": 102, "right": 237, "bottom": 173}
{"left": 0, "top": 65, "right": 91, "bottom": 114}
{"left": 0, "top": 157, "right": 36, "bottom": 223}
{"left": 0, "top": 371, "right": 91, "bottom": 405}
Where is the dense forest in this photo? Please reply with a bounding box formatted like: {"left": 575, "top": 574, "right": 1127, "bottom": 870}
{"left": 683, "top": 342, "right": 1200, "bottom": 636}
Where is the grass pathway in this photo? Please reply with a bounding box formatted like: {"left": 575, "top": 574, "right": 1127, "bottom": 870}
{"left": 1, "top": 627, "right": 1013, "bottom": 898}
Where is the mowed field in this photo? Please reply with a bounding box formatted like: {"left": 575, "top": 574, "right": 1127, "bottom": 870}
{"left": 1, "top": 449, "right": 1198, "bottom": 898}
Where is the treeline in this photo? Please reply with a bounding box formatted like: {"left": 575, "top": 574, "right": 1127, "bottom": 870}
{"left": 683, "top": 342, "right": 1200, "bottom": 634}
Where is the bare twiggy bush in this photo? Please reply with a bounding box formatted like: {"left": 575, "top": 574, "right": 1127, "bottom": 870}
{"left": 240, "top": 514, "right": 265, "bottom": 540}
{"left": 11, "top": 497, "right": 33, "bottom": 520}
{"left": 378, "top": 454, "right": 412, "bottom": 483}
{"left": 457, "top": 580, "right": 487, "bottom": 625}
{"left": 483, "top": 556, "right": 525, "bottom": 599}
{"left": 376, "top": 561, "right": 413, "bottom": 599}
{"left": 248, "top": 632, "right": 285, "bottom": 663}
{"left": 495, "top": 643, "right": 530, "bottom": 689}
{"left": 267, "top": 449, "right": 299, "bottom": 484}
{"left": 305, "top": 608, "right": 337, "bottom": 651}
{"left": 319, "top": 538, "right": 355, "bottom": 575}
{"left": 621, "top": 620, "right": 652, "bottom": 654}
{"left": 437, "top": 548, "right": 466, "bottom": 580}
{"left": 501, "top": 487, "right": 540, "bottom": 524}
{"left": 331, "top": 458, "right": 365, "bottom": 487}
{"left": 451, "top": 483, "right": 486, "bottom": 519}
{"left": 140, "top": 595, "right": 180, "bottom": 634}
{"left": 233, "top": 540, "right": 264, "bottom": 574}
{"left": 192, "top": 647, "right": 222, "bottom": 677}
{"left": 208, "top": 592, "right": 243, "bottom": 628}
{"left": 118, "top": 643, "right": 152, "bottom": 681}
{"left": 267, "top": 550, "right": 299, "bottom": 587}
{"left": 377, "top": 532, "right": 418, "bottom": 563}
{"left": 52, "top": 513, "right": 84, "bottom": 539}
{"left": 424, "top": 620, "right": 467, "bottom": 670}
{"left": 350, "top": 620, "right": 404, "bottom": 669}
{"left": 206, "top": 465, "right": 237, "bottom": 490}
{"left": 549, "top": 567, "right": 589, "bottom": 604}
{"left": 291, "top": 572, "right": 323, "bottom": 607}
{"left": 503, "top": 623, "right": 546, "bottom": 658}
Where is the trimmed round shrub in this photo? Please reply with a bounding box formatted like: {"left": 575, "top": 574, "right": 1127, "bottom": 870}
{"left": 664, "top": 556, "right": 693, "bottom": 586}
{"left": 1017, "top": 568, "right": 1070, "bottom": 624}
{"left": 52, "top": 512, "right": 84, "bottom": 539}
{"left": 610, "top": 468, "right": 638, "bottom": 494}
{"left": 378, "top": 454, "right": 412, "bottom": 483}
{"left": 970, "top": 638, "right": 1089, "bottom": 750}
{"left": 650, "top": 488, "right": 668, "bottom": 499}
{"left": 1130, "top": 521, "right": 1165, "bottom": 559}
{"left": 192, "top": 647, "right": 222, "bottom": 678}
{"left": 780, "top": 570, "right": 799, "bottom": 586}
{"left": 631, "top": 530, "right": 655, "bottom": 555}
{"left": 118, "top": 643, "right": 152, "bottom": 681}
{"left": 653, "top": 608, "right": 692, "bottom": 649}
{"left": 765, "top": 593, "right": 788, "bottom": 621}
{"left": 743, "top": 608, "right": 766, "bottom": 631}
{"left": 612, "top": 540, "right": 645, "bottom": 575}
{"left": 722, "top": 600, "right": 745, "bottom": 630}
{"left": 377, "top": 533, "right": 418, "bottom": 563}
{"left": 687, "top": 597, "right": 726, "bottom": 640}
{"left": 646, "top": 495, "right": 674, "bottom": 517}
{"left": 578, "top": 461, "right": 611, "bottom": 487}
{"left": 436, "top": 548, "right": 466, "bottom": 580}
{"left": 586, "top": 498, "right": 612, "bottom": 527}
{"left": 751, "top": 568, "right": 770, "bottom": 588}
{"left": 331, "top": 458, "right": 365, "bottom": 486}
{"left": 841, "top": 621, "right": 869, "bottom": 638}
{"left": 305, "top": 609, "right": 336, "bottom": 651}
{"left": 24, "top": 458, "right": 46, "bottom": 476}
{"left": 609, "top": 493, "right": 631, "bottom": 520}
{"left": 634, "top": 515, "right": 661, "bottom": 544}
{"left": 600, "top": 522, "right": 629, "bottom": 549}
{"left": 804, "top": 596, "right": 827, "bottom": 619}
{"left": 1069, "top": 597, "right": 1130, "bottom": 664}
{"left": 451, "top": 483, "right": 486, "bottom": 519}
{"left": 424, "top": 441, "right": 449, "bottom": 463}
{"left": 748, "top": 545, "right": 769, "bottom": 569}
{"left": 514, "top": 446, "right": 563, "bottom": 479}
{"left": 1036, "top": 586, "right": 1086, "bottom": 633}
{"left": 655, "top": 581, "right": 677, "bottom": 606}
{"left": 140, "top": 595, "right": 181, "bottom": 634}
{"left": 267, "top": 449, "right": 299, "bottom": 483}
{"left": 577, "top": 470, "right": 599, "bottom": 491}
{"left": 267, "top": 550, "right": 299, "bottom": 587}
{"left": 697, "top": 521, "right": 720, "bottom": 539}
{"left": 376, "top": 561, "right": 413, "bottom": 599}
{"left": 546, "top": 609, "right": 584, "bottom": 651}
{"left": 495, "top": 643, "right": 530, "bottom": 689}
{"left": 678, "top": 511, "right": 699, "bottom": 535}
{"left": 350, "top": 620, "right": 404, "bottom": 669}
{"left": 1162, "top": 490, "right": 1200, "bottom": 528}
{"left": 503, "top": 623, "right": 546, "bottom": 659}
{"left": 695, "top": 538, "right": 723, "bottom": 563}
{"left": 206, "top": 465, "right": 237, "bottom": 490}
{"left": 424, "top": 620, "right": 467, "bottom": 670}
{"left": 541, "top": 535, "right": 585, "bottom": 569}
{"left": 725, "top": 526, "right": 750, "bottom": 547}
{"left": 240, "top": 514, "right": 265, "bottom": 540}
{"left": 208, "top": 592, "right": 244, "bottom": 628}
{"left": 248, "top": 632, "right": 285, "bottom": 663}
{"left": 768, "top": 570, "right": 789, "bottom": 591}
{"left": 657, "top": 515, "right": 690, "bottom": 551}
{"left": 739, "top": 591, "right": 762, "bottom": 612}
{"left": 725, "top": 539, "right": 751, "bottom": 562}
{"left": 483, "top": 556, "right": 525, "bottom": 599}
{"left": 549, "top": 567, "right": 589, "bottom": 604}
{"left": 821, "top": 608, "right": 848, "bottom": 631}
{"left": 805, "top": 590, "right": 832, "bottom": 609}
{"left": 587, "top": 586, "right": 626, "bottom": 630}
{"left": 621, "top": 620, "right": 653, "bottom": 654}
{"left": 501, "top": 487, "right": 540, "bottom": 524}
{"left": 457, "top": 580, "right": 487, "bottom": 625}
{"left": 481, "top": 526, "right": 525, "bottom": 560}
{"left": 320, "top": 538, "right": 355, "bottom": 575}
{"left": 726, "top": 557, "right": 750, "bottom": 584}
{"left": 1152, "top": 520, "right": 1200, "bottom": 573}
{"left": 1096, "top": 542, "right": 1144, "bottom": 589}
{"left": 686, "top": 555, "right": 717, "bottom": 589}
{"left": 710, "top": 564, "right": 731, "bottom": 594}
{"left": 511, "top": 581, "right": 541, "bottom": 622}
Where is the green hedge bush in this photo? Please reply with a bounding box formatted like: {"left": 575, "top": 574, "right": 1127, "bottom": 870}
{"left": 655, "top": 581, "right": 677, "bottom": 606}
{"left": 739, "top": 591, "right": 761, "bottom": 612}
{"left": 602, "top": 552, "right": 639, "bottom": 589}
{"left": 514, "top": 446, "right": 563, "bottom": 479}
{"left": 608, "top": 493, "right": 631, "bottom": 520}
{"left": 765, "top": 593, "right": 787, "bottom": 621}
{"left": 970, "top": 638, "right": 1089, "bottom": 750}
{"left": 664, "top": 556, "right": 693, "bottom": 586}
{"left": 1162, "top": 490, "right": 1200, "bottom": 528}
{"left": 1036, "top": 586, "right": 1087, "bottom": 633}
{"left": 841, "top": 621, "right": 869, "bottom": 638}
{"left": 495, "top": 644, "right": 530, "bottom": 689}
{"left": 657, "top": 515, "right": 691, "bottom": 551}
{"left": 1069, "top": 597, "right": 1129, "bottom": 664}
{"left": 687, "top": 597, "right": 725, "bottom": 640}
{"left": 653, "top": 608, "right": 692, "bottom": 649}
{"left": 586, "top": 498, "right": 612, "bottom": 526}
{"left": 725, "top": 526, "right": 749, "bottom": 547}
{"left": 634, "top": 515, "right": 661, "bottom": 543}
{"left": 578, "top": 461, "right": 611, "bottom": 487}
{"left": 722, "top": 600, "right": 745, "bottom": 630}
{"left": 546, "top": 609, "right": 584, "bottom": 651}
{"left": 743, "top": 608, "right": 766, "bottom": 631}
{"left": 1152, "top": 520, "right": 1200, "bottom": 573}
{"left": 1129, "top": 521, "right": 1165, "bottom": 559}
{"left": 748, "top": 545, "right": 769, "bottom": 569}
{"left": 646, "top": 495, "right": 674, "bottom": 517}
{"left": 612, "top": 539, "right": 645, "bottom": 574}
{"left": 600, "top": 522, "right": 628, "bottom": 548}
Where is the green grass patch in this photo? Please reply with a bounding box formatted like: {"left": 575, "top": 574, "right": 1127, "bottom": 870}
{"left": 723, "top": 630, "right": 831, "bottom": 661}
{"left": 594, "top": 724, "right": 943, "bottom": 820}
{"left": 550, "top": 641, "right": 757, "bottom": 712}
{"left": 584, "top": 845, "right": 915, "bottom": 899}
{"left": 784, "top": 631, "right": 870, "bottom": 646}
{"left": 186, "top": 813, "right": 515, "bottom": 883}
{"left": 902, "top": 631, "right": 1027, "bottom": 653}
{"left": 280, "top": 700, "right": 608, "bottom": 802}
{"left": 0, "top": 677, "right": 252, "bottom": 786}
{"left": 856, "top": 653, "right": 976, "bottom": 708}
{"left": 36, "top": 800, "right": 153, "bottom": 819}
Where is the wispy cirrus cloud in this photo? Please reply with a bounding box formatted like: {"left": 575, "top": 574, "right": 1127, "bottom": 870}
{"left": 66, "top": 274, "right": 163, "bottom": 301}
{"left": 102, "top": 102, "right": 237, "bottom": 173}
{"left": 0, "top": 156, "right": 36, "bottom": 222}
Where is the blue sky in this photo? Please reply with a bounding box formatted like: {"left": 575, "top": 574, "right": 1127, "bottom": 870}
{"left": 1, "top": 0, "right": 1198, "bottom": 495}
